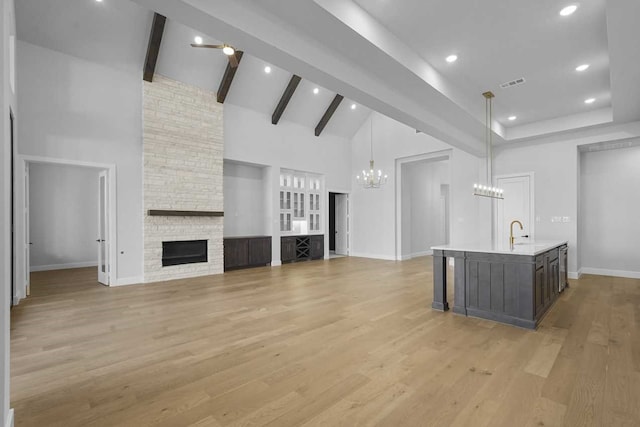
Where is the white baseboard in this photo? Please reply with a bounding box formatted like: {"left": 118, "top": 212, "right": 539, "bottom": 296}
{"left": 580, "top": 267, "right": 640, "bottom": 279}
{"left": 271, "top": 260, "right": 282, "bottom": 267}
{"left": 12, "top": 296, "right": 21, "bottom": 306}
{"left": 568, "top": 271, "right": 581, "bottom": 280}
{"left": 6, "top": 409, "right": 14, "bottom": 427}
{"left": 398, "top": 250, "right": 434, "bottom": 261}
{"left": 111, "top": 276, "right": 144, "bottom": 287}
{"left": 30, "top": 261, "right": 97, "bottom": 272}
{"left": 349, "top": 252, "right": 397, "bottom": 261}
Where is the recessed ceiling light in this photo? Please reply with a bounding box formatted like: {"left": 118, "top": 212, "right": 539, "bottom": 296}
{"left": 222, "top": 46, "right": 235, "bottom": 56}
{"left": 264, "top": 66, "right": 271, "bottom": 74}
{"left": 193, "top": 36, "right": 203, "bottom": 45}
{"left": 575, "top": 64, "right": 589, "bottom": 72}
{"left": 508, "top": 116, "right": 517, "bottom": 121}
{"left": 313, "top": 88, "right": 319, "bottom": 95}
{"left": 584, "top": 98, "right": 596, "bottom": 104}
{"left": 559, "top": 5, "right": 578, "bottom": 16}
{"left": 95, "top": 0, "right": 103, "bottom": 2}
{"left": 351, "top": 104, "right": 357, "bottom": 110}
{"left": 445, "top": 54, "right": 458, "bottom": 63}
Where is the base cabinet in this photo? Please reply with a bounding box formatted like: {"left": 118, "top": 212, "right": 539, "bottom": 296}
{"left": 224, "top": 236, "right": 272, "bottom": 271}
{"left": 281, "top": 235, "right": 324, "bottom": 263}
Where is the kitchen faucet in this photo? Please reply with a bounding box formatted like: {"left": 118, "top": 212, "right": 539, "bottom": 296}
{"left": 510, "top": 220, "right": 523, "bottom": 248}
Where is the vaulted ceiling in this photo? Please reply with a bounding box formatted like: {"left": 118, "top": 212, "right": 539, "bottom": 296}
{"left": 15, "top": 0, "right": 640, "bottom": 154}
{"left": 14, "top": 0, "right": 372, "bottom": 140}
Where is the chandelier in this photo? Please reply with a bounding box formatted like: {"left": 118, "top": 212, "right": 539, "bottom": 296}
{"left": 356, "top": 115, "right": 388, "bottom": 189}
{"left": 473, "top": 91, "right": 504, "bottom": 199}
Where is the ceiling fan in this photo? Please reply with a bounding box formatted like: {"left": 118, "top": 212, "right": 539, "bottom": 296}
{"left": 190, "top": 43, "right": 240, "bottom": 67}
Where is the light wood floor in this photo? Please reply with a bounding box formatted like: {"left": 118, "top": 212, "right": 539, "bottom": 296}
{"left": 10, "top": 257, "right": 640, "bottom": 426}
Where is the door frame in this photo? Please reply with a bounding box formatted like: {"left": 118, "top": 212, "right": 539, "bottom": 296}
{"left": 395, "top": 149, "right": 452, "bottom": 261}
{"left": 326, "top": 188, "right": 350, "bottom": 259}
{"left": 97, "top": 170, "right": 110, "bottom": 285}
{"left": 9, "top": 109, "right": 15, "bottom": 306}
{"left": 493, "top": 172, "right": 535, "bottom": 245}
{"left": 15, "top": 155, "right": 117, "bottom": 300}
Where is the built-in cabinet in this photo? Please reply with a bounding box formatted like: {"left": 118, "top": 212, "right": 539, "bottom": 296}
{"left": 281, "top": 235, "right": 324, "bottom": 263}
{"left": 224, "top": 236, "right": 272, "bottom": 271}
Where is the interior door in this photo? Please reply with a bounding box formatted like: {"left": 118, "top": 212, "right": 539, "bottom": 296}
{"left": 24, "top": 162, "right": 30, "bottom": 296}
{"left": 335, "top": 194, "right": 348, "bottom": 255}
{"left": 496, "top": 174, "right": 534, "bottom": 247}
{"left": 97, "top": 171, "right": 109, "bottom": 285}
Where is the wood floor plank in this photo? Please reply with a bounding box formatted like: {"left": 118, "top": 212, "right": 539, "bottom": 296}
{"left": 10, "top": 261, "right": 640, "bottom": 426}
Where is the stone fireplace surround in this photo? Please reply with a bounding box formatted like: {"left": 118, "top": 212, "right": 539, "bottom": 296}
{"left": 143, "top": 75, "right": 224, "bottom": 282}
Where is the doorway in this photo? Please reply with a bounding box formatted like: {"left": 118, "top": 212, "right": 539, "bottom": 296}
{"left": 397, "top": 153, "right": 451, "bottom": 260}
{"left": 328, "top": 192, "right": 349, "bottom": 257}
{"left": 15, "top": 156, "right": 116, "bottom": 300}
{"left": 494, "top": 173, "right": 535, "bottom": 246}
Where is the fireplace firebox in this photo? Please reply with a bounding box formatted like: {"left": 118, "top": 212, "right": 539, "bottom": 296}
{"left": 162, "top": 240, "right": 208, "bottom": 267}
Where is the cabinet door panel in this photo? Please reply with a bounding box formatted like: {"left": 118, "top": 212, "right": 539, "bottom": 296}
{"left": 310, "top": 235, "right": 324, "bottom": 259}
{"left": 281, "top": 237, "right": 297, "bottom": 262}
{"left": 249, "top": 238, "right": 272, "bottom": 266}
{"left": 535, "top": 266, "right": 545, "bottom": 317}
{"left": 224, "top": 239, "right": 249, "bottom": 270}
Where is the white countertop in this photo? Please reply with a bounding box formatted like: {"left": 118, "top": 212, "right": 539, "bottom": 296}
{"left": 431, "top": 240, "right": 567, "bottom": 256}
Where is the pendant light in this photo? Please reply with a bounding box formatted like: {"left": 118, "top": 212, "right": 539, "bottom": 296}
{"left": 473, "top": 91, "right": 504, "bottom": 199}
{"left": 356, "top": 115, "right": 388, "bottom": 189}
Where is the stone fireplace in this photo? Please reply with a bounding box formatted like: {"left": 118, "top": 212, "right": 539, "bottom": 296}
{"left": 143, "top": 75, "right": 224, "bottom": 282}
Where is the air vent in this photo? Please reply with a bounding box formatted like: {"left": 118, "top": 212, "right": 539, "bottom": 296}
{"left": 500, "top": 77, "right": 526, "bottom": 89}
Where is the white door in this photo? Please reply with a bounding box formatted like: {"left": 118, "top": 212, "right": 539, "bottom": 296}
{"left": 97, "top": 171, "right": 109, "bottom": 285}
{"left": 24, "top": 162, "right": 30, "bottom": 296}
{"left": 335, "top": 194, "right": 348, "bottom": 255}
{"left": 495, "top": 173, "right": 534, "bottom": 247}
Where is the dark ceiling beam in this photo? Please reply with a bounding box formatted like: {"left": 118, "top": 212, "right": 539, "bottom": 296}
{"left": 272, "top": 75, "right": 302, "bottom": 125}
{"left": 143, "top": 13, "right": 167, "bottom": 82}
{"left": 217, "top": 51, "right": 244, "bottom": 104}
{"left": 315, "top": 94, "right": 344, "bottom": 137}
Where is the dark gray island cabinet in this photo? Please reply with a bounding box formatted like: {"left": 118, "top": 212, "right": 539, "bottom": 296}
{"left": 431, "top": 241, "right": 568, "bottom": 329}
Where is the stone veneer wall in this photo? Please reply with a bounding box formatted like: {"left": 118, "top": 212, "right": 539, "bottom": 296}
{"left": 143, "top": 75, "right": 224, "bottom": 282}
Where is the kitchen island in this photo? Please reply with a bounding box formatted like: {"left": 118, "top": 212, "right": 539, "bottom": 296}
{"left": 431, "top": 241, "right": 568, "bottom": 329}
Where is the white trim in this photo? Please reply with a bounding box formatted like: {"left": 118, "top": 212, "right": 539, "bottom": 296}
{"left": 580, "top": 268, "right": 640, "bottom": 279}
{"left": 111, "top": 276, "right": 144, "bottom": 287}
{"left": 271, "top": 260, "right": 282, "bottom": 267}
{"left": 6, "top": 409, "right": 14, "bottom": 427}
{"left": 395, "top": 150, "right": 453, "bottom": 261}
{"left": 30, "top": 261, "right": 97, "bottom": 272}
{"left": 350, "top": 252, "right": 397, "bottom": 261}
{"left": 398, "top": 250, "right": 433, "bottom": 260}
{"left": 568, "top": 271, "right": 581, "bottom": 280}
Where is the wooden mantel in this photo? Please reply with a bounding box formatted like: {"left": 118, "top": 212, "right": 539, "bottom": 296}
{"left": 148, "top": 210, "right": 224, "bottom": 217}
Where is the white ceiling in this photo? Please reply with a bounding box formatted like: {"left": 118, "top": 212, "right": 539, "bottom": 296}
{"left": 353, "top": 0, "right": 611, "bottom": 128}
{"left": 14, "top": 0, "right": 370, "bottom": 140}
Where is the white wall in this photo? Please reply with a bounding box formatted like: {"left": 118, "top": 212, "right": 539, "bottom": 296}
{"left": 28, "top": 163, "right": 98, "bottom": 271}
{"left": 494, "top": 121, "right": 640, "bottom": 277}
{"left": 16, "top": 41, "right": 143, "bottom": 289}
{"left": 223, "top": 103, "right": 353, "bottom": 263}
{"left": 223, "top": 162, "right": 267, "bottom": 237}
{"left": 1, "top": 0, "right": 16, "bottom": 423}
{"left": 351, "top": 112, "right": 486, "bottom": 260}
{"left": 580, "top": 145, "right": 640, "bottom": 277}
{"left": 401, "top": 159, "right": 449, "bottom": 258}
